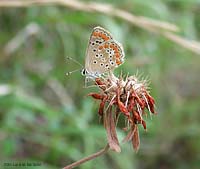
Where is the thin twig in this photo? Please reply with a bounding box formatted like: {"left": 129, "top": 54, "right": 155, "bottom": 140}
{"left": 0, "top": 0, "right": 178, "bottom": 33}
{"left": 163, "top": 32, "right": 200, "bottom": 55}
{"left": 1, "top": 0, "right": 200, "bottom": 55}
{"left": 63, "top": 144, "right": 110, "bottom": 169}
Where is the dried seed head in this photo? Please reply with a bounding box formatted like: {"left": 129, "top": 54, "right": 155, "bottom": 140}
{"left": 88, "top": 72, "right": 156, "bottom": 152}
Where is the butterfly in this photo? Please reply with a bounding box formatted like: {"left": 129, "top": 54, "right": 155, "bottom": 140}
{"left": 81, "top": 26, "right": 125, "bottom": 80}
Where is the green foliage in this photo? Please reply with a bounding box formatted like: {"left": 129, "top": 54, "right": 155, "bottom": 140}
{"left": 0, "top": 0, "right": 200, "bottom": 169}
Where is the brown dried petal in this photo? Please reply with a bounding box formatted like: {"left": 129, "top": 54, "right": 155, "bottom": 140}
{"left": 98, "top": 102, "right": 104, "bottom": 116}
{"left": 142, "top": 120, "right": 147, "bottom": 130}
{"left": 132, "top": 125, "right": 140, "bottom": 152}
{"left": 122, "top": 124, "right": 136, "bottom": 143}
{"left": 127, "top": 97, "right": 135, "bottom": 112}
{"left": 146, "top": 93, "right": 156, "bottom": 114}
{"left": 118, "top": 100, "right": 130, "bottom": 116}
{"left": 95, "top": 78, "right": 106, "bottom": 90}
{"left": 104, "top": 106, "right": 121, "bottom": 153}
{"left": 88, "top": 93, "right": 104, "bottom": 100}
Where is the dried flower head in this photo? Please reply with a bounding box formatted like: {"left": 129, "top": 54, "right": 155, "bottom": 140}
{"left": 88, "top": 72, "right": 156, "bottom": 152}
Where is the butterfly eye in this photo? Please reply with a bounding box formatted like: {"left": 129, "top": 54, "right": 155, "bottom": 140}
{"left": 81, "top": 69, "right": 87, "bottom": 75}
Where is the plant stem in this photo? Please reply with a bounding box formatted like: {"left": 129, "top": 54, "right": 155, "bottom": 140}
{"left": 63, "top": 144, "right": 110, "bottom": 169}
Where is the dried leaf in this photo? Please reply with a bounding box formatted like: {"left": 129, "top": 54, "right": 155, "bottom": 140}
{"left": 88, "top": 93, "right": 104, "bottom": 100}
{"left": 122, "top": 124, "right": 136, "bottom": 143}
{"left": 132, "top": 125, "right": 140, "bottom": 152}
{"left": 142, "top": 120, "right": 147, "bottom": 130}
{"left": 98, "top": 100, "right": 105, "bottom": 116}
{"left": 104, "top": 106, "right": 121, "bottom": 153}
{"left": 118, "top": 100, "right": 130, "bottom": 116}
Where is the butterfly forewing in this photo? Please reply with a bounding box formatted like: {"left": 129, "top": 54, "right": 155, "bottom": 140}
{"left": 85, "top": 26, "right": 125, "bottom": 77}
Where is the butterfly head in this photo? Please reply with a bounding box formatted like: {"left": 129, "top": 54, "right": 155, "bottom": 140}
{"left": 81, "top": 68, "right": 101, "bottom": 79}
{"left": 81, "top": 68, "right": 88, "bottom": 76}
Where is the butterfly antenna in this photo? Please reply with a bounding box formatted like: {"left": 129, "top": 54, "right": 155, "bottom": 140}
{"left": 66, "top": 68, "right": 81, "bottom": 76}
{"left": 66, "top": 56, "right": 83, "bottom": 68}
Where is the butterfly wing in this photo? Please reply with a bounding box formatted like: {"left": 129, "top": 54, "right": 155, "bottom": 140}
{"left": 85, "top": 26, "right": 125, "bottom": 76}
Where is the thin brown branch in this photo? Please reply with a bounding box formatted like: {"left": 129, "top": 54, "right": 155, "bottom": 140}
{"left": 0, "top": 0, "right": 178, "bottom": 33}
{"left": 63, "top": 144, "right": 110, "bottom": 169}
{"left": 0, "top": 0, "right": 199, "bottom": 55}
{"left": 163, "top": 32, "right": 200, "bottom": 55}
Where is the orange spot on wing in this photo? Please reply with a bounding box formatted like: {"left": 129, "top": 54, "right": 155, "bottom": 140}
{"left": 104, "top": 43, "right": 109, "bottom": 48}
{"left": 115, "top": 49, "right": 119, "bottom": 53}
{"left": 110, "top": 44, "right": 114, "bottom": 48}
{"left": 105, "top": 37, "right": 109, "bottom": 41}
{"left": 99, "top": 46, "right": 103, "bottom": 50}
{"left": 93, "top": 32, "right": 98, "bottom": 36}
{"left": 116, "top": 59, "right": 122, "bottom": 65}
{"left": 115, "top": 53, "right": 120, "bottom": 58}
{"left": 113, "top": 46, "right": 118, "bottom": 51}
{"left": 101, "top": 34, "right": 107, "bottom": 40}
{"left": 99, "top": 32, "right": 102, "bottom": 37}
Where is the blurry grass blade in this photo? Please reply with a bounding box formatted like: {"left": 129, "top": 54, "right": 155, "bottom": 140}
{"left": 4, "top": 22, "right": 40, "bottom": 56}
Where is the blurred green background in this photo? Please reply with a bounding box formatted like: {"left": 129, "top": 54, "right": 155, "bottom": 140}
{"left": 0, "top": 0, "right": 200, "bottom": 169}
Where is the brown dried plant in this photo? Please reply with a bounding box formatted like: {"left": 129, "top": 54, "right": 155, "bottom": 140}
{"left": 63, "top": 72, "right": 156, "bottom": 169}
